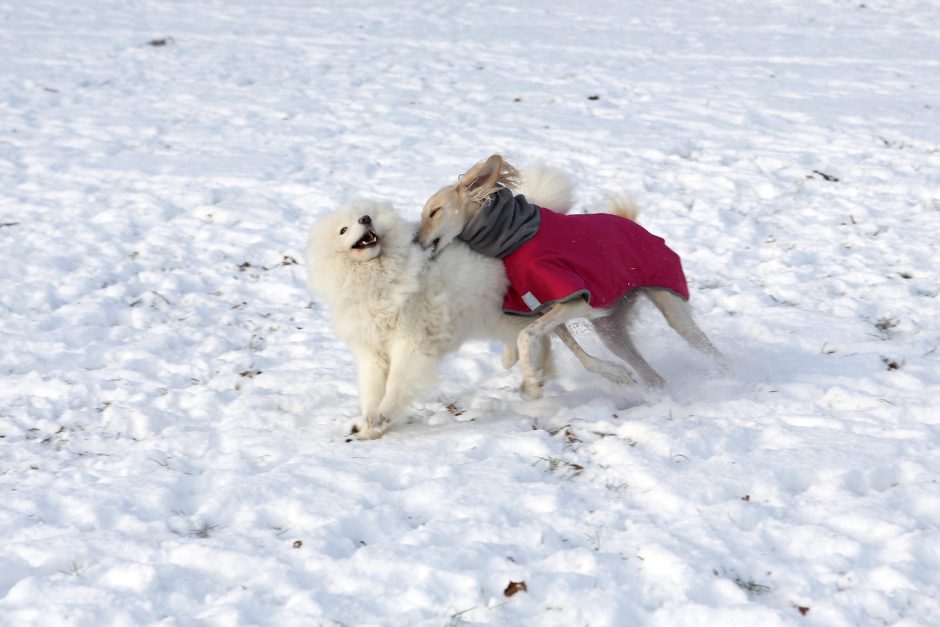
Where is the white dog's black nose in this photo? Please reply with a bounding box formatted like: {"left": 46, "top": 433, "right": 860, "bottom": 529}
{"left": 358, "top": 215, "right": 371, "bottom": 226}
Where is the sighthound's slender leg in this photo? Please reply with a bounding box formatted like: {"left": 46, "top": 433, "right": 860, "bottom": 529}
{"left": 645, "top": 289, "right": 726, "bottom": 368}
{"left": 553, "top": 324, "right": 636, "bottom": 386}
{"left": 592, "top": 298, "right": 667, "bottom": 388}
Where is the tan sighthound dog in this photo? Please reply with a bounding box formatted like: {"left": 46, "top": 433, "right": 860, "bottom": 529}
{"left": 417, "top": 155, "right": 726, "bottom": 397}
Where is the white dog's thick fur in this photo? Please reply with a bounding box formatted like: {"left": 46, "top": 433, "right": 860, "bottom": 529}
{"left": 417, "top": 154, "right": 726, "bottom": 395}
{"left": 306, "top": 200, "right": 519, "bottom": 438}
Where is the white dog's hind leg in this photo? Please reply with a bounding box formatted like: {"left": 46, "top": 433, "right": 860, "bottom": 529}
{"left": 517, "top": 300, "right": 592, "bottom": 399}
{"left": 553, "top": 324, "right": 637, "bottom": 386}
{"left": 501, "top": 343, "right": 519, "bottom": 369}
{"left": 645, "top": 289, "right": 727, "bottom": 369}
{"left": 495, "top": 314, "right": 530, "bottom": 369}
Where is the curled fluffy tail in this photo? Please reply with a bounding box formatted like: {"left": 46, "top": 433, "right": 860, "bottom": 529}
{"left": 601, "top": 192, "right": 639, "bottom": 222}
{"left": 513, "top": 162, "right": 575, "bottom": 215}
{"left": 513, "top": 161, "right": 639, "bottom": 222}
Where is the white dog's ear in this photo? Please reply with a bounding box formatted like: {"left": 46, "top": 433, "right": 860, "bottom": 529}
{"left": 458, "top": 154, "right": 520, "bottom": 202}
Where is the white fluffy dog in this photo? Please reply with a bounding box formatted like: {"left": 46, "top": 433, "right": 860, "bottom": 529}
{"left": 306, "top": 201, "right": 515, "bottom": 438}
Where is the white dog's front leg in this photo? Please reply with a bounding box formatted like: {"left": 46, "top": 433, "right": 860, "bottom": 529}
{"left": 355, "top": 413, "right": 391, "bottom": 440}
{"left": 351, "top": 343, "right": 389, "bottom": 438}
{"left": 368, "top": 339, "right": 437, "bottom": 437}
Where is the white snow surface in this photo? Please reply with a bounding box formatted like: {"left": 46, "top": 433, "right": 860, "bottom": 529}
{"left": 2, "top": 0, "right": 940, "bottom": 625}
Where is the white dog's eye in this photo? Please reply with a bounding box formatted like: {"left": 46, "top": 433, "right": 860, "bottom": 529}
{"left": 339, "top": 227, "right": 347, "bottom": 235}
{"left": 429, "top": 208, "right": 440, "bottom": 219}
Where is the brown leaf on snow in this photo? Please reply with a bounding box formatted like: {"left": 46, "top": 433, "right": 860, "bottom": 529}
{"left": 504, "top": 580, "right": 527, "bottom": 597}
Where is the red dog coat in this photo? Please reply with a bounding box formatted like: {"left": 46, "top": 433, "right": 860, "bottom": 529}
{"left": 501, "top": 207, "right": 689, "bottom": 315}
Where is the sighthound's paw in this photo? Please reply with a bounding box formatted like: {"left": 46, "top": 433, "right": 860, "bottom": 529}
{"left": 599, "top": 363, "right": 637, "bottom": 386}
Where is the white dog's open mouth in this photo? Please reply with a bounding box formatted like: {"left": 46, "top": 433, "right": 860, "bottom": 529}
{"left": 352, "top": 229, "right": 379, "bottom": 250}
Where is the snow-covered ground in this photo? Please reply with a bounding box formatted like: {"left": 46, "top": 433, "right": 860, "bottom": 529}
{"left": 2, "top": 0, "right": 940, "bottom": 624}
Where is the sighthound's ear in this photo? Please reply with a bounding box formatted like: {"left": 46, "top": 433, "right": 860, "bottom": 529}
{"left": 457, "top": 154, "right": 520, "bottom": 202}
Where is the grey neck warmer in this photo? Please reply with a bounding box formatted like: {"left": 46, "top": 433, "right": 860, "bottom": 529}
{"left": 457, "top": 188, "right": 541, "bottom": 258}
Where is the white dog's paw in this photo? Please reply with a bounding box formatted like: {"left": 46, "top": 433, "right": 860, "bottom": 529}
{"left": 520, "top": 378, "right": 544, "bottom": 400}
{"left": 348, "top": 414, "right": 390, "bottom": 441}
{"left": 502, "top": 344, "right": 519, "bottom": 369}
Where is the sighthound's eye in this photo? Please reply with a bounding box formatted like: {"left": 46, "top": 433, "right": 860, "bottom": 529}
{"left": 429, "top": 207, "right": 441, "bottom": 219}
{"left": 339, "top": 226, "right": 348, "bottom": 235}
